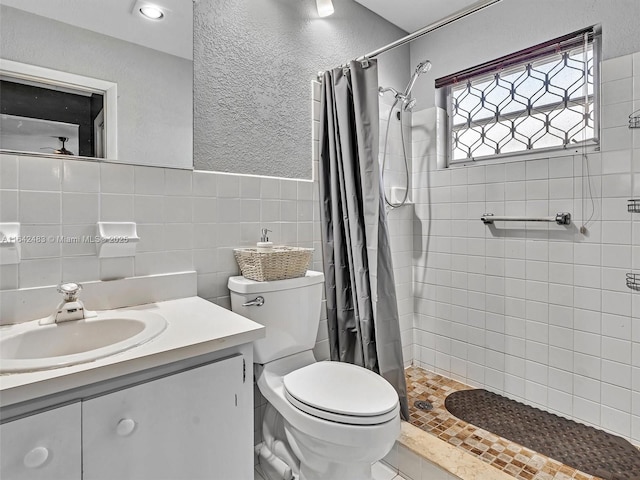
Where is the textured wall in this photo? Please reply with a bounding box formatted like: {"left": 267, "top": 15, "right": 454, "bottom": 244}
{"left": 409, "top": 0, "right": 640, "bottom": 109}
{"left": 0, "top": 6, "right": 193, "bottom": 169}
{"left": 194, "top": 0, "right": 409, "bottom": 179}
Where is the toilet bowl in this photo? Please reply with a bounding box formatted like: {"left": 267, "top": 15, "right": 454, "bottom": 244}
{"left": 228, "top": 272, "right": 400, "bottom": 480}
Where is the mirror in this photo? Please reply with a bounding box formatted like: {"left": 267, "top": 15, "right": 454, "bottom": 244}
{"left": 0, "top": 0, "right": 193, "bottom": 170}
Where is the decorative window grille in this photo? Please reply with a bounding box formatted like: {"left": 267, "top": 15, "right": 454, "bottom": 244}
{"left": 436, "top": 27, "right": 600, "bottom": 164}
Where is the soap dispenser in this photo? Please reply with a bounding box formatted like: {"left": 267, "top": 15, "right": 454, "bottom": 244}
{"left": 257, "top": 228, "right": 273, "bottom": 253}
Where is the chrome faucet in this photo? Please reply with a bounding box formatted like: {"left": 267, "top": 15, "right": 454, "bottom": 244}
{"left": 40, "top": 283, "right": 97, "bottom": 325}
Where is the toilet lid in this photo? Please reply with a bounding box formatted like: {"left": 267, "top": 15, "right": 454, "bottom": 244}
{"left": 283, "top": 361, "right": 399, "bottom": 424}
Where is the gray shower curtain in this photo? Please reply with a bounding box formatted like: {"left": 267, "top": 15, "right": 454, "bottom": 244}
{"left": 318, "top": 60, "right": 409, "bottom": 420}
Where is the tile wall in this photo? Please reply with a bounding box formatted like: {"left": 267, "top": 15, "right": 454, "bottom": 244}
{"left": 0, "top": 156, "right": 322, "bottom": 322}
{"left": 381, "top": 96, "right": 416, "bottom": 367}
{"left": 410, "top": 51, "right": 640, "bottom": 443}
{"left": 0, "top": 82, "right": 415, "bottom": 446}
{"left": 0, "top": 152, "right": 330, "bottom": 450}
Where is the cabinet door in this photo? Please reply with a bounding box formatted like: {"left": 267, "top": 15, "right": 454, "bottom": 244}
{"left": 0, "top": 403, "right": 81, "bottom": 480}
{"left": 82, "top": 355, "right": 251, "bottom": 480}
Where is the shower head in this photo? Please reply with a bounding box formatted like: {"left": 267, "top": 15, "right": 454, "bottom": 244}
{"left": 403, "top": 59, "right": 432, "bottom": 97}
{"left": 404, "top": 98, "right": 417, "bottom": 111}
{"left": 416, "top": 60, "right": 432, "bottom": 74}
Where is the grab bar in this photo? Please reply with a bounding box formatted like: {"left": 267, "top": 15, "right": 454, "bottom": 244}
{"left": 481, "top": 213, "right": 571, "bottom": 225}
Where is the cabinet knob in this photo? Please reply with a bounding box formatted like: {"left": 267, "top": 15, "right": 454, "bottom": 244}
{"left": 116, "top": 418, "right": 136, "bottom": 436}
{"left": 23, "top": 446, "right": 49, "bottom": 469}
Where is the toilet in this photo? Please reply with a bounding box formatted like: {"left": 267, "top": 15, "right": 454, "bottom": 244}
{"left": 228, "top": 271, "right": 400, "bottom": 480}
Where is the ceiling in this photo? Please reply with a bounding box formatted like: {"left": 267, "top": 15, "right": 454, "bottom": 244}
{"left": 0, "top": 0, "right": 192, "bottom": 60}
{"left": 354, "top": 0, "right": 482, "bottom": 33}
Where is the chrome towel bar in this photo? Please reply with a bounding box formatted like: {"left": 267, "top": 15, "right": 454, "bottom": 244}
{"left": 481, "top": 213, "right": 571, "bottom": 225}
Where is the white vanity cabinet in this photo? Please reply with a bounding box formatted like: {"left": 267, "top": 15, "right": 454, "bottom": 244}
{"left": 82, "top": 354, "right": 251, "bottom": 480}
{"left": 1, "top": 353, "right": 253, "bottom": 480}
{"left": 0, "top": 292, "right": 264, "bottom": 480}
{"left": 0, "top": 403, "right": 82, "bottom": 480}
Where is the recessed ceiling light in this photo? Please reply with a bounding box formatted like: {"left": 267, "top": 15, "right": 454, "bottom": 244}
{"left": 139, "top": 5, "right": 164, "bottom": 20}
{"left": 316, "top": 0, "right": 334, "bottom": 17}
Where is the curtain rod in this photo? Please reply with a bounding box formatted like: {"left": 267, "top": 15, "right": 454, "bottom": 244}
{"left": 355, "top": 0, "right": 502, "bottom": 62}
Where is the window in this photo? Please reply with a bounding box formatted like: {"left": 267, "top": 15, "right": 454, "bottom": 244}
{"left": 436, "top": 27, "right": 600, "bottom": 165}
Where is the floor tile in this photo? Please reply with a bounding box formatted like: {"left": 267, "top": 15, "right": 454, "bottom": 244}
{"left": 405, "top": 366, "right": 614, "bottom": 480}
{"left": 372, "top": 461, "right": 398, "bottom": 480}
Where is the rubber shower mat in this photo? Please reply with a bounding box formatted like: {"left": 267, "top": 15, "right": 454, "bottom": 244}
{"left": 445, "top": 389, "right": 640, "bottom": 480}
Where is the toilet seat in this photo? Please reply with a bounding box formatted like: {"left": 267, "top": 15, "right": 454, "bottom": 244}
{"left": 283, "top": 361, "right": 399, "bottom": 426}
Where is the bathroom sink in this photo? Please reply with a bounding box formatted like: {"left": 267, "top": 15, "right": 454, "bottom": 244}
{"left": 0, "top": 311, "right": 167, "bottom": 373}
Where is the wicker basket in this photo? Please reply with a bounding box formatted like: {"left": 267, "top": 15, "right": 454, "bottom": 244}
{"left": 234, "top": 246, "right": 313, "bottom": 281}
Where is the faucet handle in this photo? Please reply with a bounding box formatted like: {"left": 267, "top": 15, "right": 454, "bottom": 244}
{"left": 57, "top": 282, "right": 82, "bottom": 301}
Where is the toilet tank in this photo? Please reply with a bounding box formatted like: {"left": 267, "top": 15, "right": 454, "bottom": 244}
{"left": 228, "top": 271, "right": 325, "bottom": 364}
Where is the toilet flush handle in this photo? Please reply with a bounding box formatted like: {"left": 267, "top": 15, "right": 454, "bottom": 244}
{"left": 243, "top": 296, "right": 264, "bottom": 307}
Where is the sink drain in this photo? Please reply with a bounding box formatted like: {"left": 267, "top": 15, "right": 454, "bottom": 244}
{"left": 414, "top": 400, "right": 433, "bottom": 411}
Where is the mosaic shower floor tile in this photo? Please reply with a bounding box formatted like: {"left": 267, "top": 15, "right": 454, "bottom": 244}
{"left": 405, "top": 366, "right": 602, "bottom": 480}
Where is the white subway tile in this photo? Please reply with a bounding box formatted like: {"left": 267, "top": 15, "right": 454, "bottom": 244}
{"left": 548, "top": 304, "right": 573, "bottom": 328}
{"left": 192, "top": 171, "right": 217, "bottom": 197}
{"left": 549, "top": 156, "right": 574, "bottom": 178}
{"left": 467, "top": 165, "right": 485, "bottom": 184}
{"left": 601, "top": 55, "right": 633, "bottom": 83}
{"left": 62, "top": 256, "right": 100, "bottom": 283}
{"left": 602, "top": 289, "right": 631, "bottom": 317}
{"left": 193, "top": 197, "right": 218, "bottom": 223}
{"left": 0, "top": 155, "right": 18, "bottom": 189}
{"left": 602, "top": 359, "right": 631, "bottom": 388}
{"left": 163, "top": 196, "right": 193, "bottom": 223}
{"left": 601, "top": 405, "right": 631, "bottom": 437}
{"left": 573, "top": 264, "right": 600, "bottom": 288}
{"left": 20, "top": 258, "right": 61, "bottom": 288}
{"left": 574, "top": 396, "right": 600, "bottom": 425}
{"left": 100, "top": 163, "right": 134, "bottom": 194}
{"left": 100, "top": 194, "right": 134, "bottom": 222}
{"left": 525, "top": 179, "right": 548, "bottom": 200}
{"left": 0, "top": 264, "right": 18, "bottom": 290}
{"left": 574, "top": 286, "right": 601, "bottom": 312}
{"left": 134, "top": 195, "right": 165, "bottom": 223}
{"left": 573, "top": 242, "right": 601, "bottom": 266}
{"left": 549, "top": 346, "right": 573, "bottom": 372}
{"left": 602, "top": 77, "right": 633, "bottom": 105}
{"left": 601, "top": 126, "right": 633, "bottom": 152}
{"left": 134, "top": 166, "right": 165, "bottom": 195}
{"left": 575, "top": 352, "right": 602, "bottom": 382}
{"left": 19, "top": 191, "right": 60, "bottom": 224}
{"left": 136, "top": 224, "right": 165, "bottom": 253}
{"left": 526, "top": 159, "right": 548, "bottom": 180}
{"left": 164, "top": 169, "right": 192, "bottom": 196}
{"left": 602, "top": 336, "right": 632, "bottom": 365}
{"left": 161, "top": 224, "right": 191, "bottom": 251}
{"left": 20, "top": 225, "right": 61, "bottom": 259}
{"left": 549, "top": 178, "right": 573, "bottom": 199}
{"left": 602, "top": 101, "right": 634, "bottom": 129}
{"left": 0, "top": 190, "right": 18, "bottom": 222}
{"left": 574, "top": 374, "right": 600, "bottom": 402}
{"left": 62, "top": 193, "right": 99, "bottom": 225}
{"left": 100, "top": 257, "right": 134, "bottom": 280}
{"left": 525, "top": 380, "right": 547, "bottom": 406}
{"left": 19, "top": 156, "right": 61, "bottom": 191}
{"left": 63, "top": 160, "right": 99, "bottom": 193}
{"left": 602, "top": 313, "right": 632, "bottom": 341}
{"left": 602, "top": 244, "right": 631, "bottom": 268}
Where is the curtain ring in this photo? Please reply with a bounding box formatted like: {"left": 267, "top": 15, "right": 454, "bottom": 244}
{"left": 360, "top": 58, "right": 370, "bottom": 69}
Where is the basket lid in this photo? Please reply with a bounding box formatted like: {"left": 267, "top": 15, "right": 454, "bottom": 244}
{"left": 228, "top": 270, "right": 324, "bottom": 294}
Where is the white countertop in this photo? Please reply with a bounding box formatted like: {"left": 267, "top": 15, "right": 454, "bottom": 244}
{"left": 0, "top": 296, "right": 265, "bottom": 408}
